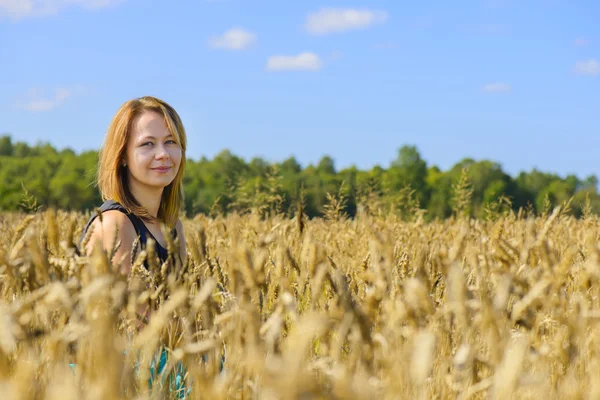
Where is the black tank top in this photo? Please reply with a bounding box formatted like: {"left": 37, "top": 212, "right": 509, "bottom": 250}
{"left": 78, "top": 200, "right": 177, "bottom": 266}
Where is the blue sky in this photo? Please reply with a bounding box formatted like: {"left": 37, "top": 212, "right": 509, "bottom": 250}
{"left": 1, "top": 0, "right": 599, "bottom": 179}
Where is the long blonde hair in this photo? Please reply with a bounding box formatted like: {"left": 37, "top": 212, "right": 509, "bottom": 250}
{"left": 97, "top": 96, "right": 187, "bottom": 227}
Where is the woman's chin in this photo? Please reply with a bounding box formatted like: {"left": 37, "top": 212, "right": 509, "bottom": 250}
{"left": 143, "top": 178, "right": 175, "bottom": 189}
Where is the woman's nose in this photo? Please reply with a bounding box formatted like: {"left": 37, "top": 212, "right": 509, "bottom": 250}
{"left": 155, "top": 144, "right": 169, "bottom": 159}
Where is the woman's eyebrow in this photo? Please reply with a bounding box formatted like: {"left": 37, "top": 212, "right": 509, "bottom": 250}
{"left": 139, "top": 133, "right": 174, "bottom": 140}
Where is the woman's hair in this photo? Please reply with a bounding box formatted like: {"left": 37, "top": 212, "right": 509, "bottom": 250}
{"left": 97, "top": 96, "right": 187, "bottom": 228}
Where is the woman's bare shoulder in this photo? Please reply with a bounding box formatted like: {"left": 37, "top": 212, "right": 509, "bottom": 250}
{"left": 90, "top": 210, "right": 137, "bottom": 234}
{"left": 85, "top": 210, "right": 137, "bottom": 254}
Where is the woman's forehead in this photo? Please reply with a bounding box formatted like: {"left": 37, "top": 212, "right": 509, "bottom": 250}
{"left": 131, "top": 110, "right": 172, "bottom": 139}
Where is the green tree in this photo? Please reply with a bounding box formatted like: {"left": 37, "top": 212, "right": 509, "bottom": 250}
{"left": 386, "top": 145, "right": 429, "bottom": 205}
{"left": 317, "top": 155, "right": 336, "bottom": 175}
{"left": 0, "top": 135, "right": 14, "bottom": 156}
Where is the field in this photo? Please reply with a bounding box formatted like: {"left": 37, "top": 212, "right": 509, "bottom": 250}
{"left": 1, "top": 205, "right": 599, "bottom": 399}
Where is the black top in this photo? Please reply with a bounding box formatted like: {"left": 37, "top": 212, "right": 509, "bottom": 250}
{"left": 78, "top": 200, "right": 177, "bottom": 267}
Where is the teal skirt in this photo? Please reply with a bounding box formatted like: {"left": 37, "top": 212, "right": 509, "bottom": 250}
{"left": 68, "top": 348, "right": 189, "bottom": 399}
{"left": 146, "top": 348, "right": 224, "bottom": 398}
{"left": 147, "top": 348, "right": 188, "bottom": 399}
{"left": 68, "top": 347, "right": 223, "bottom": 398}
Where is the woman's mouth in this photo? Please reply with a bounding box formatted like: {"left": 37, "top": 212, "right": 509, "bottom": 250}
{"left": 152, "top": 166, "right": 171, "bottom": 173}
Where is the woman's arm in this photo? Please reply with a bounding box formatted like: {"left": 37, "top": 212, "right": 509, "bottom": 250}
{"left": 84, "top": 211, "right": 151, "bottom": 329}
{"left": 84, "top": 210, "right": 138, "bottom": 276}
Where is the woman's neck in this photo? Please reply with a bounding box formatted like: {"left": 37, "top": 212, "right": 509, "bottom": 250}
{"left": 128, "top": 180, "right": 163, "bottom": 219}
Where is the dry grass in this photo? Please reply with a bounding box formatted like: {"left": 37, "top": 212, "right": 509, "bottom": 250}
{"left": 1, "top": 205, "right": 599, "bottom": 399}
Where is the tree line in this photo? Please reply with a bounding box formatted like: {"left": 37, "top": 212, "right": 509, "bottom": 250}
{"left": 1, "top": 134, "right": 599, "bottom": 220}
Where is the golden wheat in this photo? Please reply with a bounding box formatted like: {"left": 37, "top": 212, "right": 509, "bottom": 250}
{"left": 0, "top": 206, "right": 599, "bottom": 399}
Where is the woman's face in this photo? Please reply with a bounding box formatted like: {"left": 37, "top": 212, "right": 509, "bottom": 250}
{"left": 124, "top": 110, "right": 182, "bottom": 191}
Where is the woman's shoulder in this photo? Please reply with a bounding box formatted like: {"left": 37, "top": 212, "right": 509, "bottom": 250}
{"left": 88, "top": 209, "right": 137, "bottom": 236}
{"left": 99, "top": 199, "right": 129, "bottom": 213}
{"left": 86, "top": 199, "right": 136, "bottom": 234}
{"left": 81, "top": 207, "right": 138, "bottom": 256}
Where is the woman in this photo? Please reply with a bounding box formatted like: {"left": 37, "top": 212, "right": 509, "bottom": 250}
{"left": 79, "top": 95, "right": 187, "bottom": 272}
{"left": 78, "top": 96, "right": 189, "bottom": 396}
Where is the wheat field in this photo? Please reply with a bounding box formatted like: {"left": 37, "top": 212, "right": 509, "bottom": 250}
{"left": 0, "top": 204, "right": 599, "bottom": 399}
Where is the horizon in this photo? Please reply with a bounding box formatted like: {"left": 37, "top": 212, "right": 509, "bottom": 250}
{"left": 1, "top": 132, "right": 594, "bottom": 182}
{"left": 1, "top": 0, "right": 599, "bottom": 180}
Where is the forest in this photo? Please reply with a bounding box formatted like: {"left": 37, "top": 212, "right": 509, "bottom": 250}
{"left": 1, "top": 134, "right": 598, "bottom": 219}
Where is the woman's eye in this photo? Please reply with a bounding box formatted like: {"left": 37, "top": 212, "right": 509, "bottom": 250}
{"left": 142, "top": 142, "right": 153, "bottom": 146}
{"left": 166, "top": 140, "right": 177, "bottom": 145}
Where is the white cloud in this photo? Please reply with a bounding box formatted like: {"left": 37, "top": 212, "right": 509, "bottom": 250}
{"left": 482, "top": 82, "right": 511, "bottom": 93}
{"left": 0, "top": 0, "right": 124, "bottom": 19}
{"left": 574, "top": 37, "right": 590, "bottom": 47}
{"left": 574, "top": 59, "right": 599, "bottom": 76}
{"left": 208, "top": 28, "right": 256, "bottom": 50}
{"left": 16, "top": 86, "right": 85, "bottom": 112}
{"left": 266, "top": 53, "right": 322, "bottom": 72}
{"left": 305, "top": 8, "right": 388, "bottom": 35}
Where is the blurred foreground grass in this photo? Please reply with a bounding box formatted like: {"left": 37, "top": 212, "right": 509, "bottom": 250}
{"left": 1, "top": 206, "right": 600, "bottom": 399}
